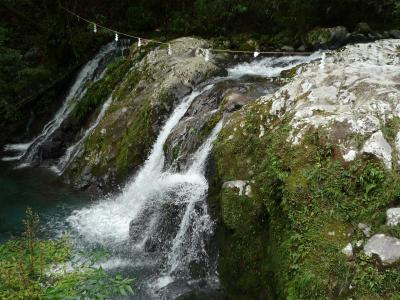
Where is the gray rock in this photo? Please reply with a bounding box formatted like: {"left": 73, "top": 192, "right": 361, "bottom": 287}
{"left": 386, "top": 208, "right": 400, "bottom": 226}
{"left": 355, "top": 22, "right": 372, "bottom": 35}
{"left": 223, "top": 180, "right": 248, "bottom": 196}
{"left": 330, "top": 26, "right": 349, "bottom": 45}
{"left": 306, "top": 26, "right": 349, "bottom": 50}
{"left": 341, "top": 243, "right": 353, "bottom": 258}
{"left": 364, "top": 234, "right": 400, "bottom": 265}
{"left": 358, "top": 223, "right": 372, "bottom": 237}
{"left": 362, "top": 131, "right": 392, "bottom": 170}
{"left": 66, "top": 37, "right": 225, "bottom": 188}
{"left": 383, "top": 31, "right": 391, "bottom": 38}
{"left": 261, "top": 40, "right": 400, "bottom": 170}
{"left": 223, "top": 91, "right": 252, "bottom": 112}
{"left": 346, "top": 33, "right": 369, "bottom": 44}
{"left": 389, "top": 29, "right": 400, "bottom": 39}
{"left": 163, "top": 78, "right": 279, "bottom": 171}
{"left": 297, "top": 45, "right": 307, "bottom": 52}
{"left": 281, "top": 45, "right": 294, "bottom": 52}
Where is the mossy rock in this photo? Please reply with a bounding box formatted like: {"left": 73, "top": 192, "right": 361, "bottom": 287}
{"left": 65, "top": 37, "right": 224, "bottom": 190}
{"left": 212, "top": 98, "right": 400, "bottom": 299}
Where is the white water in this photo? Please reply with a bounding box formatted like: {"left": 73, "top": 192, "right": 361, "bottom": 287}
{"left": 2, "top": 43, "right": 116, "bottom": 164}
{"left": 166, "top": 120, "right": 223, "bottom": 275}
{"left": 228, "top": 52, "right": 321, "bottom": 77}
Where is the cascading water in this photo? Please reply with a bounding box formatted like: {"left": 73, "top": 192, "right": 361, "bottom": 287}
{"left": 2, "top": 42, "right": 116, "bottom": 165}
{"left": 53, "top": 95, "right": 113, "bottom": 174}
{"left": 62, "top": 53, "right": 322, "bottom": 299}
{"left": 228, "top": 52, "right": 322, "bottom": 77}
{"left": 67, "top": 83, "right": 215, "bottom": 245}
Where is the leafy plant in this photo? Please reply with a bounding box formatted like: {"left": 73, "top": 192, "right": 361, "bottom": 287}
{"left": 0, "top": 208, "right": 134, "bottom": 299}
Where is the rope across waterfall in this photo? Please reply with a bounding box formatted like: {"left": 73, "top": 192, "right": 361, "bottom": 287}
{"left": 61, "top": 6, "right": 313, "bottom": 58}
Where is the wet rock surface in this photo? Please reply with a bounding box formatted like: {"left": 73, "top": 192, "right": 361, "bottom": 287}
{"left": 305, "top": 23, "right": 392, "bottom": 51}
{"left": 164, "top": 77, "right": 280, "bottom": 171}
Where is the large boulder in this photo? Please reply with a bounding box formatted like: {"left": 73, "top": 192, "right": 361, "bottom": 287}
{"left": 305, "top": 26, "right": 349, "bottom": 50}
{"left": 364, "top": 234, "right": 400, "bottom": 266}
{"left": 389, "top": 29, "right": 400, "bottom": 39}
{"left": 65, "top": 38, "right": 225, "bottom": 190}
{"left": 355, "top": 22, "right": 372, "bottom": 35}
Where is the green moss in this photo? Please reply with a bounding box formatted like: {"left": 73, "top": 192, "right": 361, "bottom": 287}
{"left": 213, "top": 100, "right": 400, "bottom": 299}
{"left": 280, "top": 64, "right": 306, "bottom": 79}
{"left": 71, "top": 44, "right": 157, "bottom": 124}
{"left": 112, "top": 90, "right": 176, "bottom": 180}
{"left": 72, "top": 57, "right": 133, "bottom": 122}
{"left": 200, "top": 110, "right": 223, "bottom": 140}
{"left": 307, "top": 28, "right": 332, "bottom": 45}
{"left": 218, "top": 188, "right": 272, "bottom": 299}
{"left": 115, "top": 101, "right": 155, "bottom": 179}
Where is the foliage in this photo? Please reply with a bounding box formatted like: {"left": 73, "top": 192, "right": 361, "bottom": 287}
{"left": 120, "top": 0, "right": 400, "bottom": 36}
{"left": 0, "top": 208, "right": 134, "bottom": 299}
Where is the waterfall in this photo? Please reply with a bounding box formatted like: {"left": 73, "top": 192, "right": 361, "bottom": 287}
{"left": 165, "top": 120, "right": 223, "bottom": 276}
{"left": 67, "top": 83, "right": 215, "bottom": 245}
{"left": 2, "top": 42, "right": 116, "bottom": 165}
{"left": 64, "top": 53, "right": 321, "bottom": 298}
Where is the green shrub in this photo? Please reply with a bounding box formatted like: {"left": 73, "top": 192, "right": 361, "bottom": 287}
{"left": 0, "top": 208, "right": 134, "bottom": 299}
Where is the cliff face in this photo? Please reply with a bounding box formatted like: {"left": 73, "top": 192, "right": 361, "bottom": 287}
{"left": 212, "top": 40, "right": 400, "bottom": 298}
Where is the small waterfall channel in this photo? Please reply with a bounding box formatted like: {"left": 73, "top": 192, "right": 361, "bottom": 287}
{"left": 2, "top": 42, "right": 117, "bottom": 166}
{"left": 63, "top": 53, "right": 321, "bottom": 299}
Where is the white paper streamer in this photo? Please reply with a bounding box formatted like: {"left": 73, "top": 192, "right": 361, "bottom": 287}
{"left": 205, "top": 49, "right": 210, "bottom": 62}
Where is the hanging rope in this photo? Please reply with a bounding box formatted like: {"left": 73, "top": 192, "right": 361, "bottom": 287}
{"left": 60, "top": 6, "right": 313, "bottom": 56}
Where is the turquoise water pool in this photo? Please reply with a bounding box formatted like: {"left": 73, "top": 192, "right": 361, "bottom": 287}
{"left": 0, "top": 163, "right": 90, "bottom": 242}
